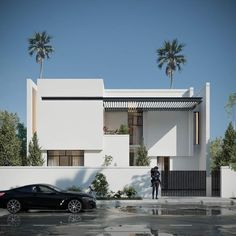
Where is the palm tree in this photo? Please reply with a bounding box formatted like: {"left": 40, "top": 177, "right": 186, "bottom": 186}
{"left": 28, "top": 31, "right": 54, "bottom": 79}
{"left": 157, "top": 39, "right": 186, "bottom": 89}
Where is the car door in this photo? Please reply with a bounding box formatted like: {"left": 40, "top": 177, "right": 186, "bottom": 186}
{"left": 33, "top": 185, "right": 65, "bottom": 209}
{"left": 13, "top": 186, "right": 36, "bottom": 208}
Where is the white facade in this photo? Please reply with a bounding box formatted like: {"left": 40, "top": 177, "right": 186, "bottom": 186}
{"left": 27, "top": 78, "right": 210, "bottom": 171}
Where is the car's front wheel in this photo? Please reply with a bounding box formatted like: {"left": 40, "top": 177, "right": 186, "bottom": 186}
{"left": 7, "top": 199, "right": 21, "bottom": 214}
{"left": 67, "top": 199, "right": 82, "bottom": 213}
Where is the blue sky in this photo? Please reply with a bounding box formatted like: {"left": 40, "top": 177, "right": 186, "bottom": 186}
{"left": 0, "top": 0, "right": 235, "bottom": 139}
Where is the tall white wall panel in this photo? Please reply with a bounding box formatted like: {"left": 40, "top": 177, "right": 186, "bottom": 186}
{"left": 38, "top": 100, "right": 103, "bottom": 150}
{"left": 144, "top": 111, "right": 192, "bottom": 157}
{"left": 37, "top": 79, "right": 104, "bottom": 150}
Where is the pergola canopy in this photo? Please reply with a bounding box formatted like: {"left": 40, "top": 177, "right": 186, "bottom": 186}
{"left": 103, "top": 97, "right": 202, "bottom": 111}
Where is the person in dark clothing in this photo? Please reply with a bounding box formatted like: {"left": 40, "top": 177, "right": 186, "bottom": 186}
{"left": 150, "top": 166, "right": 161, "bottom": 199}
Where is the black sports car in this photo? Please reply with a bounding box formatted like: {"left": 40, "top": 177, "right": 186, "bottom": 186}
{"left": 0, "top": 184, "right": 96, "bottom": 214}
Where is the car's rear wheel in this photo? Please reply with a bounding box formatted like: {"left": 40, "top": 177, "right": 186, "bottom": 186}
{"left": 68, "top": 199, "right": 82, "bottom": 213}
{"left": 7, "top": 199, "right": 21, "bottom": 214}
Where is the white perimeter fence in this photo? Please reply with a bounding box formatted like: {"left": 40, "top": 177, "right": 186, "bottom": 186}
{"left": 1, "top": 166, "right": 235, "bottom": 198}
{"left": 0, "top": 167, "right": 154, "bottom": 198}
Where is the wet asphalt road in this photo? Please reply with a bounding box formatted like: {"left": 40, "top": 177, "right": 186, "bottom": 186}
{"left": 0, "top": 204, "right": 236, "bottom": 235}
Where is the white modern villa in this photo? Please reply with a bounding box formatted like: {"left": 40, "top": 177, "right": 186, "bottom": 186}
{"left": 27, "top": 79, "right": 210, "bottom": 172}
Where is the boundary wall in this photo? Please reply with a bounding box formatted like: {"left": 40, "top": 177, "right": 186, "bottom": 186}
{"left": 0, "top": 167, "right": 153, "bottom": 199}
{"left": 221, "top": 166, "right": 236, "bottom": 198}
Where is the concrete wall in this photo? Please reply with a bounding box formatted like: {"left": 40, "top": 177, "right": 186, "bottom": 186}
{"left": 221, "top": 166, "right": 236, "bottom": 198}
{"left": 85, "top": 135, "right": 129, "bottom": 167}
{"left": 36, "top": 79, "right": 104, "bottom": 150}
{"left": 170, "top": 156, "right": 199, "bottom": 170}
{"left": 143, "top": 111, "right": 193, "bottom": 157}
{"left": 0, "top": 167, "right": 153, "bottom": 198}
{"left": 195, "top": 83, "right": 210, "bottom": 171}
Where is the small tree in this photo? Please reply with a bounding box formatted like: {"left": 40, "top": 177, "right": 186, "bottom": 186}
{"left": 221, "top": 122, "right": 236, "bottom": 167}
{"left": 28, "top": 132, "right": 44, "bottom": 166}
{"left": 17, "top": 122, "right": 28, "bottom": 165}
{"left": 136, "top": 142, "right": 150, "bottom": 166}
{"left": 230, "top": 144, "right": 236, "bottom": 171}
{"left": 225, "top": 93, "right": 236, "bottom": 129}
{"left": 0, "top": 111, "right": 21, "bottom": 166}
{"left": 210, "top": 138, "right": 223, "bottom": 170}
{"left": 91, "top": 173, "right": 109, "bottom": 198}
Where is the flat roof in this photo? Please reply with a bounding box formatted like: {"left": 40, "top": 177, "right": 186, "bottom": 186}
{"left": 42, "top": 96, "right": 202, "bottom": 111}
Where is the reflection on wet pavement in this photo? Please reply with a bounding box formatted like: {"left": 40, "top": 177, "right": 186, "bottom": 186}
{"left": 96, "top": 224, "right": 175, "bottom": 236}
{"left": 120, "top": 204, "right": 236, "bottom": 216}
{"left": 1, "top": 206, "right": 236, "bottom": 236}
{"left": 6, "top": 213, "right": 83, "bottom": 226}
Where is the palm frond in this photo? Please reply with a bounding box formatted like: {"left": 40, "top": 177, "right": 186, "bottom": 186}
{"left": 28, "top": 31, "right": 54, "bottom": 77}
{"left": 156, "top": 39, "right": 186, "bottom": 88}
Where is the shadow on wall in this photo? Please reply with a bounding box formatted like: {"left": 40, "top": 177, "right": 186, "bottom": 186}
{"left": 55, "top": 167, "right": 153, "bottom": 198}
{"left": 130, "top": 172, "right": 152, "bottom": 198}
{"left": 55, "top": 168, "right": 102, "bottom": 190}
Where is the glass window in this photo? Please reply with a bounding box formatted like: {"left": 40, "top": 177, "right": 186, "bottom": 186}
{"left": 17, "top": 186, "right": 34, "bottom": 193}
{"left": 60, "top": 156, "right": 69, "bottom": 166}
{"left": 48, "top": 155, "right": 59, "bottom": 166}
{"left": 38, "top": 185, "right": 55, "bottom": 193}
{"left": 128, "top": 112, "right": 143, "bottom": 145}
{"left": 47, "top": 150, "right": 84, "bottom": 166}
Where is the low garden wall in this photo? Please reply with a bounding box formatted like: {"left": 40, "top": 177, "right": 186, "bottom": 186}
{"left": 221, "top": 166, "right": 236, "bottom": 198}
{"left": 0, "top": 167, "right": 154, "bottom": 198}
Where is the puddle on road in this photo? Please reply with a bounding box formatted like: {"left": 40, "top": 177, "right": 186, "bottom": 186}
{"left": 120, "top": 205, "right": 236, "bottom": 216}
{"left": 96, "top": 224, "right": 174, "bottom": 236}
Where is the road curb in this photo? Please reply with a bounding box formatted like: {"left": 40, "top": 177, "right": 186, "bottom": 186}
{"left": 96, "top": 197, "right": 236, "bottom": 208}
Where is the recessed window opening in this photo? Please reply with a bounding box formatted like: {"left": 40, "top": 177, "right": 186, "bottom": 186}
{"left": 194, "top": 112, "right": 200, "bottom": 145}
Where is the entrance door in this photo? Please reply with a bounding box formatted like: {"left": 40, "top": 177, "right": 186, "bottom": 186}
{"left": 157, "top": 156, "right": 169, "bottom": 171}
{"left": 164, "top": 157, "right": 169, "bottom": 171}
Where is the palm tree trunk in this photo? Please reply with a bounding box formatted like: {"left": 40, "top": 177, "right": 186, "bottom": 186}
{"left": 170, "top": 71, "right": 173, "bottom": 89}
{"left": 39, "top": 60, "right": 44, "bottom": 79}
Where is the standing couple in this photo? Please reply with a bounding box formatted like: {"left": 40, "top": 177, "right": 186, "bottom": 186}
{"left": 150, "top": 166, "right": 161, "bottom": 199}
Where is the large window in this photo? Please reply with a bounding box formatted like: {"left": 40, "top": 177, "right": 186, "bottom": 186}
{"left": 128, "top": 111, "right": 143, "bottom": 166}
{"left": 47, "top": 150, "right": 84, "bottom": 166}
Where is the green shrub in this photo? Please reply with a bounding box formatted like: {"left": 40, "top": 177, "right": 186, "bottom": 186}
{"left": 91, "top": 173, "right": 109, "bottom": 198}
{"left": 123, "top": 186, "right": 137, "bottom": 199}
{"left": 102, "top": 155, "right": 113, "bottom": 166}
{"left": 118, "top": 124, "right": 129, "bottom": 134}
{"left": 113, "top": 190, "right": 124, "bottom": 199}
